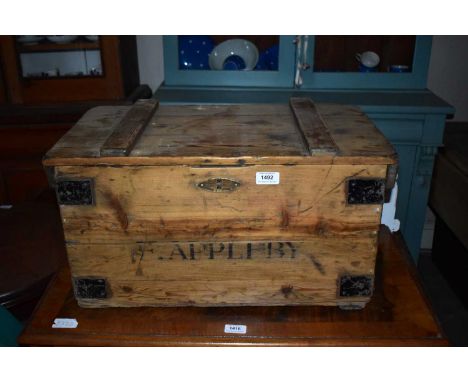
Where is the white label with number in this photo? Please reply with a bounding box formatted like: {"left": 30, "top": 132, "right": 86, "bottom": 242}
{"left": 256, "top": 172, "right": 280, "bottom": 185}
{"left": 224, "top": 324, "right": 247, "bottom": 334}
{"left": 52, "top": 318, "right": 78, "bottom": 329}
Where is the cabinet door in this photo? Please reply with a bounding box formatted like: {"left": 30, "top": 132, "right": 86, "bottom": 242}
{"left": 392, "top": 144, "right": 418, "bottom": 233}
{"left": 301, "top": 36, "right": 431, "bottom": 89}
{"left": 163, "top": 36, "right": 296, "bottom": 87}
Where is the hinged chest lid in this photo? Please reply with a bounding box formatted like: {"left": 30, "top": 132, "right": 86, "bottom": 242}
{"left": 44, "top": 97, "right": 397, "bottom": 167}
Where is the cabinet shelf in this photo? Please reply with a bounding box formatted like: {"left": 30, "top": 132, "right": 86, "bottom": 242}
{"left": 17, "top": 41, "right": 100, "bottom": 53}
{"left": 313, "top": 36, "right": 416, "bottom": 73}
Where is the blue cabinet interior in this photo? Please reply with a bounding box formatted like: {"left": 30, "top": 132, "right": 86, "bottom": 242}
{"left": 164, "top": 36, "right": 297, "bottom": 87}
{"left": 301, "top": 36, "right": 432, "bottom": 89}
{"left": 157, "top": 36, "right": 454, "bottom": 262}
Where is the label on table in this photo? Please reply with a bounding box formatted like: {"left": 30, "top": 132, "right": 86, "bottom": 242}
{"left": 224, "top": 324, "right": 247, "bottom": 334}
{"left": 256, "top": 172, "right": 280, "bottom": 185}
{"left": 52, "top": 318, "right": 78, "bottom": 329}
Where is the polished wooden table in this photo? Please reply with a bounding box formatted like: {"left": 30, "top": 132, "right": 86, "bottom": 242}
{"left": 19, "top": 227, "right": 447, "bottom": 346}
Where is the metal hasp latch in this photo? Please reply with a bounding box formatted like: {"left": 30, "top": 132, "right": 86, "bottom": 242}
{"left": 198, "top": 178, "right": 241, "bottom": 192}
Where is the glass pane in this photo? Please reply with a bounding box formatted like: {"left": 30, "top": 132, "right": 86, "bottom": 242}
{"left": 178, "top": 35, "right": 280, "bottom": 71}
{"left": 313, "top": 36, "right": 416, "bottom": 73}
{"left": 16, "top": 35, "right": 103, "bottom": 78}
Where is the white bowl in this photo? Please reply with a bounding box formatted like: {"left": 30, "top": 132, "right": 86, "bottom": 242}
{"left": 17, "top": 36, "right": 43, "bottom": 45}
{"left": 46, "top": 35, "right": 78, "bottom": 44}
{"left": 209, "top": 39, "right": 259, "bottom": 71}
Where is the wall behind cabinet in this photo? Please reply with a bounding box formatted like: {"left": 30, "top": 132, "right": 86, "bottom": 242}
{"left": 136, "top": 36, "right": 164, "bottom": 92}
{"left": 428, "top": 35, "right": 468, "bottom": 121}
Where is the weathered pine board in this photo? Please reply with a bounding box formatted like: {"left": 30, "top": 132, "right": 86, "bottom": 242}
{"left": 289, "top": 98, "right": 338, "bottom": 155}
{"left": 100, "top": 99, "right": 159, "bottom": 157}
{"left": 132, "top": 115, "right": 308, "bottom": 157}
{"left": 44, "top": 106, "right": 127, "bottom": 159}
{"left": 44, "top": 154, "right": 395, "bottom": 166}
{"left": 155, "top": 104, "right": 293, "bottom": 117}
{"left": 44, "top": 102, "right": 396, "bottom": 166}
{"left": 56, "top": 164, "right": 385, "bottom": 244}
{"left": 68, "top": 237, "right": 377, "bottom": 308}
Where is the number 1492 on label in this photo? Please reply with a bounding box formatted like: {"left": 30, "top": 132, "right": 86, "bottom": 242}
{"left": 256, "top": 172, "right": 280, "bottom": 185}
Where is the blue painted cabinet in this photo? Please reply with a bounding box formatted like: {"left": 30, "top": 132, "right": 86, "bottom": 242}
{"left": 157, "top": 36, "right": 454, "bottom": 262}
{"left": 163, "top": 36, "right": 432, "bottom": 90}
{"left": 367, "top": 112, "right": 449, "bottom": 258}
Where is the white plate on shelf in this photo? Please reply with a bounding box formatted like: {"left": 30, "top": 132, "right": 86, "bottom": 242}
{"left": 46, "top": 35, "right": 78, "bottom": 44}
{"left": 209, "top": 39, "right": 259, "bottom": 70}
{"left": 17, "top": 36, "right": 43, "bottom": 45}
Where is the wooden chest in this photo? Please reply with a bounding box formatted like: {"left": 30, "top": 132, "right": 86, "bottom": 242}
{"left": 44, "top": 97, "right": 397, "bottom": 309}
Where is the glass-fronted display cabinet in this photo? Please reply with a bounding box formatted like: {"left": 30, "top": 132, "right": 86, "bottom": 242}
{"left": 0, "top": 35, "right": 140, "bottom": 103}
{"left": 164, "top": 35, "right": 296, "bottom": 87}
{"left": 163, "top": 35, "right": 431, "bottom": 89}
{"left": 301, "top": 35, "right": 431, "bottom": 88}
{"left": 313, "top": 36, "right": 416, "bottom": 72}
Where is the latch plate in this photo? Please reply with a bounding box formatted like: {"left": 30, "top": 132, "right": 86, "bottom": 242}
{"left": 198, "top": 178, "right": 241, "bottom": 192}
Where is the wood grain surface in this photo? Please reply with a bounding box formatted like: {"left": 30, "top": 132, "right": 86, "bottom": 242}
{"left": 289, "top": 98, "right": 338, "bottom": 155}
{"left": 68, "top": 237, "right": 377, "bottom": 308}
{"left": 18, "top": 227, "right": 448, "bottom": 346}
{"left": 56, "top": 162, "right": 384, "bottom": 308}
{"left": 55, "top": 164, "right": 385, "bottom": 243}
{"left": 44, "top": 101, "right": 396, "bottom": 166}
{"left": 100, "top": 99, "right": 159, "bottom": 157}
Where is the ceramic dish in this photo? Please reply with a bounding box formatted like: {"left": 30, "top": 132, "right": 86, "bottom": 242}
{"left": 46, "top": 35, "right": 78, "bottom": 44}
{"left": 209, "top": 39, "right": 259, "bottom": 71}
{"left": 355, "top": 51, "right": 380, "bottom": 68}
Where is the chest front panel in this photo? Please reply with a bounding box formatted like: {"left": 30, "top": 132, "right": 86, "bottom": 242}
{"left": 56, "top": 163, "right": 386, "bottom": 244}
